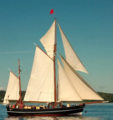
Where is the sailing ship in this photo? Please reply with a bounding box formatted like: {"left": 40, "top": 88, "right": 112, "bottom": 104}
{"left": 4, "top": 17, "right": 104, "bottom": 116}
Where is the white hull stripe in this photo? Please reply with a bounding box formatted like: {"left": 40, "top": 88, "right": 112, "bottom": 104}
{"left": 7, "top": 108, "right": 83, "bottom": 114}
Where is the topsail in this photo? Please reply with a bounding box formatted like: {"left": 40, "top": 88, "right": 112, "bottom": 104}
{"left": 40, "top": 21, "right": 55, "bottom": 59}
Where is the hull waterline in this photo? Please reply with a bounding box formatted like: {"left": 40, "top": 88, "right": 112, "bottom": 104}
{"left": 6, "top": 104, "right": 85, "bottom": 116}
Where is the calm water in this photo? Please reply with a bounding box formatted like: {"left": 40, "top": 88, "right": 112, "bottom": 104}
{"left": 0, "top": 103, "right": 113, "bottom": 120}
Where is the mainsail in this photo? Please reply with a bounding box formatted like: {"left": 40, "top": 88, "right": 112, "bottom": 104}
{"left": 24, "top": 46, "right": 54, "bottom": 102}
{"left": 58, "top": 23, "right": 88, "bottom": 74}
{"left": 3, "top": 71, "right": 19, "bottom": 104}
{"left": 60, "top": 55, "right": 103, "bottom": 100}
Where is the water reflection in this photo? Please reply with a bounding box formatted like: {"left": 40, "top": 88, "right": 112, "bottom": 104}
{"left": 5, "top": 116, "right": 103, "bottom": 120}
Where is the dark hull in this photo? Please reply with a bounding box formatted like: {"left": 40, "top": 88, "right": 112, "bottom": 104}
{"left": 6, "top": 104, "right": 85, "bottom": 116}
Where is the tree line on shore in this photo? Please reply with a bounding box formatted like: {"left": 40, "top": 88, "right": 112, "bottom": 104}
{"left": 0, "top": 91, "right": 113, "bottom": 103}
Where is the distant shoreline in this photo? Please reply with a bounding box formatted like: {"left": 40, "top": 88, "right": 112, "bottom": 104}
{"left": 1, "top": 91, "right": 113, "bottom": 103}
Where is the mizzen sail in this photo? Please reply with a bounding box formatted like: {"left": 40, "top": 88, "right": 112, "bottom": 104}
{"left": 3, "top": 71, "right": 19, "bottom": 104}
{"left": 58, "top": 23, "right": 88, "bottom": 74}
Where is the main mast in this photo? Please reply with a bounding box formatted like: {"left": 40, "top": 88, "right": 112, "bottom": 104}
{"left": 18, "top": 59, "right": 22, "bottom": 104}
{"left": 54, "top": 18, "right": 57, "bottom": 105}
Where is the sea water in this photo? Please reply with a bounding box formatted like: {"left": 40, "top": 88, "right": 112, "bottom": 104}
{"left": 0, "top": 103, "right": 113, "bottom": 120}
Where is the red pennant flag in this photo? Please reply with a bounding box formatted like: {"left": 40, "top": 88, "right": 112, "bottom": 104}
{"left": 50, "top": 9, "right": 54, "bottom": 14}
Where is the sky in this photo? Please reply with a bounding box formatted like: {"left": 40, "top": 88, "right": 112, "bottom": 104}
{"left": 0, "top": 0, "right": 113, "bottom": 94}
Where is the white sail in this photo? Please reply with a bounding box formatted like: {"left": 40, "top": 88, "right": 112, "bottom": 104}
{"left": 57, "top": 60, "right": 82, "bottom": 101}
{"left": 60, "top": 55, "right": 103, "bottom": 100}
{"left": 58, "top": 23, "right": 88, "bottom": 74}
{"left": 3, "top": 100, "right": 9, "bottom": 105}
{"left": 3, "top": 71, "right": 19, "bottom": 104}
{"left": 24, "top": 46, "right": 54, "bottom": 102}
{"left": 40, "top": 20, "right": 55, "bottom": 59}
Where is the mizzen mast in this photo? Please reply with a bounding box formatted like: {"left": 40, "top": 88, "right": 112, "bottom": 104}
{"left": 18, "top": 59, "right": 22, "bottom": 104}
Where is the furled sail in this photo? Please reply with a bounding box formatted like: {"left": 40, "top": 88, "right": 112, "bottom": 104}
{"left": 40, "top": 20, "right": 55, "bottom": 59}
{"left": 60, "top": 55, "right": 103, "bottom": 100}
{"left": 24, "top": 46, "right": 54, "bottom": 102}
{"left": 3, "top": 71, "right": 19, "bottom": 104}
{"left": 58, "top": 23, "right": 88, "bottom": 74}
{"left": 57, "top": 60, "right": 82, "bottom": 101}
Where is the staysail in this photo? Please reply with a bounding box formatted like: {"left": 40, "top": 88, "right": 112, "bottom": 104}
{"left": 40, "top": 21, "right": 55, "bottom": 59}
{"left": 58, "top": 23, "right": 88, "bottom": 74}
{"left": 57, "top": 60, "right": 82, "bottom": 101}
{"left": 3, "top": 71, "right": 19, "bottom": 104}
{"left": 60, "top": 55, "right": 103, "bottom": 100}
{"left": 24, "top": 46, "right": 54, "bottom": 102}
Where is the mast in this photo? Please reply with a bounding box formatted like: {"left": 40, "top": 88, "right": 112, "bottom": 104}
{"left": 18, "top": 59, "right": 22, "bottom": 104}
{"left": 54, "top": 18, "right": 57, "bottom": 105}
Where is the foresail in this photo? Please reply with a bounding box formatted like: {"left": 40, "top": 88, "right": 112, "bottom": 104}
{"left": 58, "top": 23, "right": 88, "bottom": 74}
{"left": 40, "top": 20, "right": 55, "bottom": 59}
{"left": 60, "top": 55, "right": 103, "bottom": 100}
{"left": 24, "top": 46, "right": 54, "bottom": 102}
{"left": 3, "top": 71, "right": 19, "bottom": 104}
{"left": 57, "top": 60, "right": 82, "bottom": 102}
